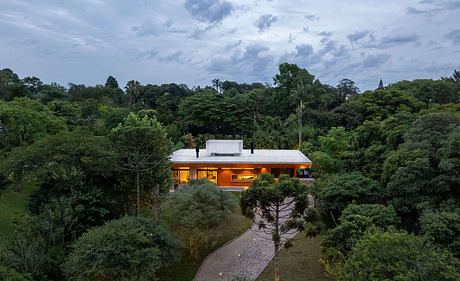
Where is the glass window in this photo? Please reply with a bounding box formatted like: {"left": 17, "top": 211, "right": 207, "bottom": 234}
{"left": 271, "top": 168, "right": 294, "bottom": 178}
{"left": 173, "top": 169, "right": 190, "bottom": 186}
{"left": 197, "top": 169, "right": 218, "bottom": 184}
{"left": 231, "top": 174, "right": 258, "bottom": 182}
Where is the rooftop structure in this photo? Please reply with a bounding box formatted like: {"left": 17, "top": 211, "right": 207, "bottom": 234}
{"left": 170, "top": 140, "right": 312, "bottom": 191}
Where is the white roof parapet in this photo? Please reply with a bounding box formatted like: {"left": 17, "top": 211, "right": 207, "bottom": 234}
{"left": 206, "top": 139, "right": 243, "bottom": 155}
{"left": 170, "top": 149, "right": 312, "bottom": 165}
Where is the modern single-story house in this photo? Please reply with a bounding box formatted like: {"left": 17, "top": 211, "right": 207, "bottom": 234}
{"left": 170, "top": 140, "right": 312, "bottom": 191}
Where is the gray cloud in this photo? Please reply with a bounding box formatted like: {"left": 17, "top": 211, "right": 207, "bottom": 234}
{"left": 318, "top": 31, "right": 332, "bottom": 37}
{"left": 362, "top": 54, "right": 390, "bottom": 68}
{"left": 280, "top": 39, "right": 350, "bottom": 69}
{"left": 132, "top": 19, "right": 187, "bottom": 37}
{"left": 255, "top": 14, "right": 277, "bottom": 32}
{"left": 406, "top": 1, "right": 460, "bottom": 15}
{"left": 347, "top": 30, "right": 372, "bottom": 44}
{"left": 406, "top": 7, "right": 430, "bottom": 14}
{"left": 0, "top": 0, "right": 457, "bottom": 91}
{"left": 445, "top": 29, "right": 460, "bottom": 44}
{"left": 381, "top": 33, "right": 418, "bottom": 45}
{"left": 207, "top": 44, "right": 275, "bottom": 81}
{"left": 184, "top": 0, "right": 234, "bottom": 23}
{"left": 305, "top": 14, "right": 319, "bottom": 20}
{"left": 355, "top": 33, "right": 419, "bottom": 49}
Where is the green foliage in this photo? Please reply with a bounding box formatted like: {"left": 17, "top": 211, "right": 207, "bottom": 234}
{"left": 105, "top": 75, "right": 119, "bottom": 89}
{"left": 336, "top": 228, "right": 460, "bottom": 281}
{"left": 389, "top": 79, "right": 459, "bottom": 104}
{"left": 312, "top": 127, "right": 354, "bottom": 174}
{"left": 321, "top": 215, "right": 372, "bottom": 264}
{"left": 162, "top": 179, "right": 237, "bottom": 256}
{"left": 0, "top": 98, "right": 67, "bottom": 150}
{"left": 419, "top": 203, "right": 460, "bottom": 257}
{"left": 403, "top": 113, "right": 459, "bottom": 155}
{"left": 64, "top": 216, "right": 180, "bottom": 281}
{"left": 357, "top": 88, "right": 425, "bottom": 120}
{"left": 339, "top": 203, "right": 400, "bottom": 227}
{"left": 320, "top": 172, "right": 382, "bottom": 215}
{"left": 2, "top": 201, "right": 77, "bottom": 280}
{"left": 0, "top": 265, "right": 31, "bottom": 281}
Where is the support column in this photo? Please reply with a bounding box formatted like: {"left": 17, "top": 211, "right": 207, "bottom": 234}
{"left": 190, "top": 168, "right": 196, "bottom": 180}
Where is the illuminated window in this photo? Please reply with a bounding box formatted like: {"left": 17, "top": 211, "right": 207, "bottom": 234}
{"left": 231, "top": 174, "right": 258, "bottom": 182}
{"left": 173, "top": 168, "right": 190, "bottom": 186}
{"left": 197, "top": 168, "right": 218, "bottom": 184}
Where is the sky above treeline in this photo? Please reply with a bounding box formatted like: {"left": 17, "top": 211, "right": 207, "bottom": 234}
{"left": 1, "top": 0, "right": 459, "bottom": 91}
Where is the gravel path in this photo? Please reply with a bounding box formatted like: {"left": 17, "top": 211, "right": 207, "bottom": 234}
{"left": 194, "top": 201, "right": 297, "bottom": 281}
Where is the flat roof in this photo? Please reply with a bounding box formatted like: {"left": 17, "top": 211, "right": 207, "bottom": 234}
{"left": 170, "top": 149, "right": 312, "bottom": 165}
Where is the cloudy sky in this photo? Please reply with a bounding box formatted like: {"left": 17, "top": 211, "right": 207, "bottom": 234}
{"left": 1, "top": 0, "right": 459, "bottom": 90}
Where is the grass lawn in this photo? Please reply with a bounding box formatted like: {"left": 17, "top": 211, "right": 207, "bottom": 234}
{"left": 0, "top": 184, "right": 35, "bottom": 239}
{"left": 158, "top": 192, "right": 253, "bottom": 281}
{"left": 256, "top": 233, "right": 335, "bottom": 281}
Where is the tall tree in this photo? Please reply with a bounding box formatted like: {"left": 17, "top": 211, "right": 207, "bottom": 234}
{"left": 336, "top": 78, "right": 359, "bottom": 102}
{"left": 293, "top": 77, "right": 310, "bottom": 147}
{"left": 241, "top": 173, "right": 309, "bottom": 281}
{"left": 124, "top": 80, "right": 142, "bottom": 104}
{"left": 211, "top": 78, "right": 222, "bottom": 94}
{"left": 110, "top": 113, "right": 172, "bottom": 217}
{"left": 378, "top": 79, "right": 384, "bottom": 89}
{"left": 452, "top": 70, "right": 460, "bottom": 89}
{"left": 105, "top": 76, "right": 119, "bottom": 89}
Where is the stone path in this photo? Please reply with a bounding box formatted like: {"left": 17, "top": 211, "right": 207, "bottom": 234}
{"left": 194, "top": 201, "right": 297, "bottom": 281}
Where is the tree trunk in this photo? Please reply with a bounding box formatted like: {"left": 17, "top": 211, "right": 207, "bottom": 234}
{"left": 136, "top": 171, "right": 140, "bottom": 217}
{"left": 297, "top": 100, "right": 303, "bottom": 148}
{"left": 274, "top": 203, "right": 280, "bottom": 281}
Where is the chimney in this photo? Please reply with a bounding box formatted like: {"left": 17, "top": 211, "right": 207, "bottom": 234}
{"left": 196, "top": 146, "right": 200, "bottom": 158}
{"left": 250, "top": 142, "right": 254, "bottom": 154}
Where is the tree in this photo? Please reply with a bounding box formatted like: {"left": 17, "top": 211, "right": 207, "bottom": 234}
{"left": 453, "top": 70, "right": 460, "bottom": 89}
{"left": 419, "top": 203, "right": 460, "bottom": 257}
{"left": 339, "top": 203, "right": 400, "bottom": 227}
{"left": 125, "top": 80, "right": 142, "bottom": 104}
{"left": 240, "top": 173, "right": 309, "bottom": 281}
{"left": 320, "top": 172, "right": 382, "bottom": 220}
{"left": 63, "top": 216, "right": 180, "bottom": 281}
{"left": 336, "top": 228, "right": 460, "bottom": 281}
{"left": 211, "top": 78, "right": 222, "bottom": 93}
{"left": 161, "top": 179, "right": 237, "bottom": 257}
{"left": 292, "top": 76, "right": 311, "bottom": 147}
{"left": 105, "top": 76, "right": 119, "bottom": 89}
{"left": 22, "top": 76, "right": 43, "bottom": 94}
{"left": 336, "top": 79, "right": 359, "bottom": 103}
{"left": 0, "top": 98, "right": 67, "bottom": 150}
{"left": 111, "top": 112, "right": 172, "bottom": 217}
{"left": 3, "top": 201, "right": 77, "bottom": 280}
{"left": 378, "top": 79, "right": 384, "bottom": 89}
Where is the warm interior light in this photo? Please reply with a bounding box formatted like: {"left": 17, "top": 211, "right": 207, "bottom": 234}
{"left": 220, "top": 167, "right": 255, "bottom": 170}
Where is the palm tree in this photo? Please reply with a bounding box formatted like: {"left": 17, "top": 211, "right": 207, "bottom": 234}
{"left": 125, "top": 80, "right": 142, "bottom": 104}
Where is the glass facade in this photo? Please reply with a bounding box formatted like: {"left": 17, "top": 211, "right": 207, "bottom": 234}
{"left": 197, "top": 168, "right": 218, "bottom": 184}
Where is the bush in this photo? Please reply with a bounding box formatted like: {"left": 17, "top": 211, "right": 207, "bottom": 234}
{"left": 63, "top": 216, "right": 180, "bottom": 281}
{"left": 161, "top": 179, "right": 237, "bottom": 257}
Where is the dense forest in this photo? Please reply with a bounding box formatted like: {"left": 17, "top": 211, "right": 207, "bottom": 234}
{"left": 0, "top": 64, "right": 459, "bottom": 281}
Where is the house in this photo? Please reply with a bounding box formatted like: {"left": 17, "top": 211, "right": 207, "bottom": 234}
{"left": 170, "top": 140, "right": 312, "bottom": 191}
